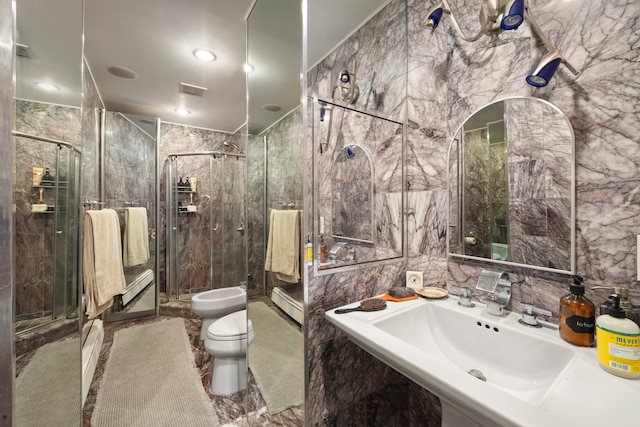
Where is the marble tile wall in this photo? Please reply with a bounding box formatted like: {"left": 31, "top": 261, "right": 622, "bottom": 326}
{"left": 306, "top": 0, "right": 640, "bottom": 425}
{"left": 305, "top": 1, "right": 413, "bottom": 424}
{"left": 0, "top": 0, "right": 14, "bottom": 421}
{"left": 13, "top": 100, "right": 81, "bottom": 321}
{"left": 158, "top": 123, "right": 245, "bottom": 297}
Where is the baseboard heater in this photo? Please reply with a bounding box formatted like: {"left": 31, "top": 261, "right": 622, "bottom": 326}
{"left": 271, "top": 286, "right": 303, "bottom": 325}
{"left": 82, "top": 319, "right": 103, "bottom": 407}
{"left": 119, "top": 269, "right": 154, "bottom": 307}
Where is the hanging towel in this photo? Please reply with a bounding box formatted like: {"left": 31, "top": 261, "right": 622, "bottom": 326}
{"left": 265, "top": 209, "right": 301, "bottom": 283}
{"left": 123, "top": 207, "right": 150, "bottom": 267}
{"left": 83, "top": 209, "right": 127, "bottom": 319}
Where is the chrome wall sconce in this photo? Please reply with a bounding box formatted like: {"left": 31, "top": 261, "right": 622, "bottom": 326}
{"left": 424, "top": 0, "right": 579, "bottom": 87}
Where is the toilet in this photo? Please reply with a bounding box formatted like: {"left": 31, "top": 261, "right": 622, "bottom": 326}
{"left": 205, "top": 309, "right": 254, "bottom": 395}
{"left": 191, "top": 286, "right": 246, "bottom": 340}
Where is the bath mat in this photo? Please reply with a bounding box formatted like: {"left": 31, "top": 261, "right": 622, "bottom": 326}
{"left": 15, "top": 337, "right": 81, "bottom": 427}
{"left": 248, "top": 301, "right": 304, "bottom": 414}
{"left": 92, "top": 318, "right": 219, "bottom": 427}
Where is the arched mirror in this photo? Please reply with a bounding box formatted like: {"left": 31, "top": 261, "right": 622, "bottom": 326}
{"left": 331, "top": 144, "right": 374, "bottom": 245}
{"left": 13, "top": 0, "right": 84, "bottom": 424}
{"left": 448, "top": 97, "right": 575, "bottom": 274}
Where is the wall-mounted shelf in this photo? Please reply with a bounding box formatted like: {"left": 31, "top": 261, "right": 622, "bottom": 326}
{"left": 33, "top": 181, "right": 68, "bottom": 188}
{"left": 31, "top": 206, "right": 55, "bottom": 213}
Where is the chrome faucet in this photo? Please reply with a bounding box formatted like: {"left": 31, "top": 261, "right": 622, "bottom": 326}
{"left": 475, "top": 269, "right": 511, "bottom": 316}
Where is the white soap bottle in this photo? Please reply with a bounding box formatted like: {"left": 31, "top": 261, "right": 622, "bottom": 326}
{"left": 595, "top": 294, "right": 640, "bottom": 379}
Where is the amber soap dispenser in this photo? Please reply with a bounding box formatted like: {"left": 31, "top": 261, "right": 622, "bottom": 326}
{"left": 559, "top": 275, "right": 596, "bottom": 346}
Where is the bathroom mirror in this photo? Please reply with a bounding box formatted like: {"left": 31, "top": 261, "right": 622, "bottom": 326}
{"left": 331, "top": 144, "right": 374, "bottom": 244}
{"left": 313, "top": 101, "right": 404, "bottom": 271}
{"left": 13, "top": 0, "right": 83, "bottom": 424}
{"left": 246, "top": 0, "right": 305, "bottom": 422}
{"left": 448, "top": 97, "right": 575, "bottom": 274}
{"left": 102, "top": 111, "right": 158, "bottom": 321}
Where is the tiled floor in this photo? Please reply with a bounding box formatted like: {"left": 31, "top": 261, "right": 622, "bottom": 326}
{"left": 81, "top": 295, "right": 304, "bottom": 426}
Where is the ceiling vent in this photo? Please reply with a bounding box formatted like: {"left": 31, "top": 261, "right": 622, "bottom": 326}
{"left": 179, "top": 82, "right": 207, "bottom": 97}
{"left": 15, "top": 43, "right": 33, "bottom": 59}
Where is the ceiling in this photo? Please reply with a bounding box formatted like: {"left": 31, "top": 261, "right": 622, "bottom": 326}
{"left": 16, "top": 0, "right": 390, "bottom": 135}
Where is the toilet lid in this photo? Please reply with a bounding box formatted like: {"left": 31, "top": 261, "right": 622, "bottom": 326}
{"left": 207, "top": 310, "right": 253, "bottom": 341}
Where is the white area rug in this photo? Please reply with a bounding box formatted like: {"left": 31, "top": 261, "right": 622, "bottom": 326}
{"left": 248, "top": 301, "right": 303, "bottom": 414}
{"left": 16, "top": 337, "right": 81, "bottom": 426}
{"left": 92, "top": 318, "right": 219, "bottom": 427}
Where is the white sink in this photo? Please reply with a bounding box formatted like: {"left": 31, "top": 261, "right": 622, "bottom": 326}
{"left": 372, "top": 301, "right": 574, "bottom": 405}
{"left": 326, "top": 295, "right": 640, "bottom": 427}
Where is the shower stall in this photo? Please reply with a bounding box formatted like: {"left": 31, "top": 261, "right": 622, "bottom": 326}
{"left": 14, "top": 133, "right": 81, "bottom": 330}
{"left": 166, "top": 152, "right": 246, "bottom": 298}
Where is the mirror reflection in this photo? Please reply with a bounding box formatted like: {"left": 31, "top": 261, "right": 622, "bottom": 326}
{"left": 14, "top": 0, "right": 83, "bottom": 424}
{"left": 246, "top": 0, "right": 305, "bottom": 422}
{"left": 448, "top": 97, "right": 575, "bottom": 274}
{"left": 81, "top": 0, "right": 251, "bottom": 425}
{"left": 314, "top": 101, "right": 404, "bottom": 271}
{"left": 102, "top": 112, "right": 157, "bottom": 319}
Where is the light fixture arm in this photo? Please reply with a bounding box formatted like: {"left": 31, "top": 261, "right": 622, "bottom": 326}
{"left": 429, "top": 0, "right": 491, "bottom": 42}
{"left": 523, "top": 1, "right": 578, "bottom": 75}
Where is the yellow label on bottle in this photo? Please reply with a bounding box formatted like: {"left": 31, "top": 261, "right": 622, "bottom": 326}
{"left": 307, "top": 245, "right": 313, "bottom": 262}
{"left": 596, "top": 326, "right": 640, "bottom": 375}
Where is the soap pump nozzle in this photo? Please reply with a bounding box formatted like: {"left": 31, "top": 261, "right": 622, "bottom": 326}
{"left": 607, "top": 294, "right": 626, "bottom": 318}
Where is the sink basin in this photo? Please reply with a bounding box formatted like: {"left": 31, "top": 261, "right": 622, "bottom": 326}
{"left": 326, "top": 294, "right": 640, "bottom": 427}
{"left": 372, "top": 301, "right": 573, "bottom": 405}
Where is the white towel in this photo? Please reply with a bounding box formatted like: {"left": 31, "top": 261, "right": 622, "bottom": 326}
{"left": 83, "top": 209, "right": 127, "bottom": 319}
{"left": 265, "top": 209, "right": 301, "bottom": 283}
{"left": 123, "top": 207, "right": 150, "bottom": 267}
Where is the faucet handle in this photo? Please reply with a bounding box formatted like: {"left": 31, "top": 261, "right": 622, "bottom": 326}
{"left": 452, "top": 286, "right": 475, "bottom": 307}
{"left": 519, "top": 302, "right": 552, "bottom": 327}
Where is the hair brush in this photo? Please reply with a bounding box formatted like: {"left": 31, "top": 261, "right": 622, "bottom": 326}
{"left": 335, "top": 298, "right": 387, "bottom": 314}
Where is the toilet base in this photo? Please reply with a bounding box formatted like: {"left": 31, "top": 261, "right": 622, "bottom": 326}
{"left": 210, "top": 356, "right": 247, "bottom": 395}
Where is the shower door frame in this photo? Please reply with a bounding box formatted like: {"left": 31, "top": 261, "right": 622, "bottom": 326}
{"left": 13, "top": 131, "right": 82, "bottom": 324}
{"left": 166, "top": 151, "right": 246, "bottom": 299}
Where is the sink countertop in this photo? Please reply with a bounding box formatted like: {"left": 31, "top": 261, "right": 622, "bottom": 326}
{"left": 325, "top": 295, "right": 640, "bottom": 427}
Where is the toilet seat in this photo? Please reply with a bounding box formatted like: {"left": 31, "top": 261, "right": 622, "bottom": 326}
{"left": 207, "top": 310, "right": 253, "bottom": 341}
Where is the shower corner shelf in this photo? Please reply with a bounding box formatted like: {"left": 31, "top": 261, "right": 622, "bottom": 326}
{"left": 31, "top": 207, "right": 56, "bottom": 214}
{"left": 33, "top": 181, "right": 68, "bottom": 188}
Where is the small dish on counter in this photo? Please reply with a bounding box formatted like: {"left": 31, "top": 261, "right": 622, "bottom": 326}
{"left": 416, "top": 287, "right": 448, "bottom": 299}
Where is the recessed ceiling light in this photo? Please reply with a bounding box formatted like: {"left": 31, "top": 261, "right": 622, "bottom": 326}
{"left": 263, "top": 104, "right": 282, "bottom": 112}
{"left": 175, "top": 108, "right": 191, "bottom": 116}
{"left": 107, "top": 65, "right": 139, "bottom": 80}
{"left": 35, "top": 82, "right": 59, "bottom": 91}
{"left": 243, "top": 63, "right": 254, "bottom": 73}
{"left": 193, "top": 49, "right": 216, "bottom": 62}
